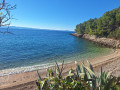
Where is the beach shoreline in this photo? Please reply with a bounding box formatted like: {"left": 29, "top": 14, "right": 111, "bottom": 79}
{"left": 0, "top": 49, "right": 120, "bottom": 90}
{"left": 0, "top": 47, "right": 113, "bottom": 77}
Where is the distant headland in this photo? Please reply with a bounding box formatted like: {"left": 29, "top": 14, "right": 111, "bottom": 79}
{"left": 72, "top": 7, "right": 120, "bottom": 48}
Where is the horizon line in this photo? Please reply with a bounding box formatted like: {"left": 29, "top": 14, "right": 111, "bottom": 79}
{"left": 9, "top": 26, "right": 74, "bottom": 31}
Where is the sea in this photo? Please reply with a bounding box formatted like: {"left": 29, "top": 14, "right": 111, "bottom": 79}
{"left": 0, "top": 27, "right": 113, "bottom": 76}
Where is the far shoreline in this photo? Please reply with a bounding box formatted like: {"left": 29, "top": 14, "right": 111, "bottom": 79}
{"left": 71, "top": 33, "right": 120, "bottom": 49}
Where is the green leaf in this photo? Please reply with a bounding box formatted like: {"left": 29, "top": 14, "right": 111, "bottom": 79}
{"left": 81, "top": 62, "right": 86, "bottom": 73}
{"left": 86, "top": 72, "right": 93, "bottom": 88}
{"left": 37, "top": 70, "right": 42, "bottom": 81}
{"left": 76, "top": 64, "right": 81, "bottom": 77}
{"left": 87, "top": 60, "right": 94, "bottom": 72}
{"left": 82, "top": 62, "right": 95, "bottom": 77}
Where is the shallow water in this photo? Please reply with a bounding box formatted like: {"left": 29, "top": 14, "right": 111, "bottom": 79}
{"left": 0, "top": 28, "right": 113, "bottom": 76}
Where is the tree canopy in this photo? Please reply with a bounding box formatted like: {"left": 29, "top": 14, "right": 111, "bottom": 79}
{"left": 75, "top": 7, "right": 120, "bottom": 39}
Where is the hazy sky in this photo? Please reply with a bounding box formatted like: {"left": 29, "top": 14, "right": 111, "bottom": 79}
{"left": 6, "top": 0, "right": 120, "bottom": 31}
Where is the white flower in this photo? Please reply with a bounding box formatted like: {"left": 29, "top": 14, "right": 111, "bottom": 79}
{"left": 75, "top": 61, "right": 77, "bottom": 64}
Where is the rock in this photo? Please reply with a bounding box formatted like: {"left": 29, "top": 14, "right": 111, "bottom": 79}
{"left": 70, "top": 33, "right": 83, "bottom": 37}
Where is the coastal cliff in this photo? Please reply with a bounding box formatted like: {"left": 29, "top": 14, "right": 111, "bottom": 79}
{"left": 71, "top": 33, "right": 120, "bottom": 48}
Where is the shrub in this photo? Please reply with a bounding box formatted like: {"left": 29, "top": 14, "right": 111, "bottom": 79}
{"left": 36, "top": 61, "right": 120, "bottom": 90}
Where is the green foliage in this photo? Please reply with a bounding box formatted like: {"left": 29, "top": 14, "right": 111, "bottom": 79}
{"left": 75, "top": 7, "right": 120, "bottom": 39}
{"left": 36, "top": 61, "right": 120, "bottom": 90}
{"left": 108, "top": 28, "right": 120, "bottom": 39}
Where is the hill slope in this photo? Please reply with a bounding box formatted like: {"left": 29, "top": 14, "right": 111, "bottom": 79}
{"left": 75, "top": 7, "right": 120, "bottom": 39}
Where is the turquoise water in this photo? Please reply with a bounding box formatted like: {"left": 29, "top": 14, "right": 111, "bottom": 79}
{"left": 0, "top": 28, "right": 113, "bottom": 75}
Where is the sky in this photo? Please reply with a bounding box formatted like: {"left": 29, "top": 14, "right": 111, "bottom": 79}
{"left": 5, "top": 0, "right": 120, "bottom": 31}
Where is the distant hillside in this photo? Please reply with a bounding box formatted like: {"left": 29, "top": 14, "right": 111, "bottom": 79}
{"left": 75, "top": 7, "right": 120, "bottom": 39}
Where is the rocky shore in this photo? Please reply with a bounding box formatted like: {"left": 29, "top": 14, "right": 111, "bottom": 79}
{"left": 71, "top": 33, "right": 120, "bottom": 48}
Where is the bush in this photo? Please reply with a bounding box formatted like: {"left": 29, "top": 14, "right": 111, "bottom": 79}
{"left": 36, "top": 61, "right": 120, "bottom": 90}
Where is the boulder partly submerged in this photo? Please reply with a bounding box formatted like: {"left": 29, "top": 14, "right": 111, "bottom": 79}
{"left": 70, "top": 33, "right": 83, "bottom": 37}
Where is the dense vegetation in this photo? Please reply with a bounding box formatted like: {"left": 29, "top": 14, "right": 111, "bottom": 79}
{"left": 75, "top": 7, "right": 120, "bottom": 39}
{"left": 36, "top": 61, "right": 120, "bottom": 90}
